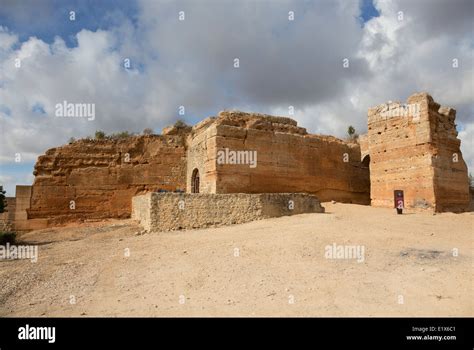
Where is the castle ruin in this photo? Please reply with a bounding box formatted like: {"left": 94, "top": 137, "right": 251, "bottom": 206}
{"left": 2, "top": 92, "right": 470, "bottom": 231}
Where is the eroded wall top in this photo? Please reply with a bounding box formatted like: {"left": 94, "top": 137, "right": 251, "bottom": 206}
{"left": 29, "top": 134, "right": 188, "bottom": 223}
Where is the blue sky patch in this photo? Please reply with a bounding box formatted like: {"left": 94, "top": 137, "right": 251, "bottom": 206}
{"left": 32, "top": 103, "right": 46, "bottom": 115}
{"left": 359, "top": 0, "right": 380, "bottom": 24}
{"left": 0, "top": 0, "right": 139, "bottom": 47}
{"left": 0, "top": 104, "right": 12, "bottom": 116}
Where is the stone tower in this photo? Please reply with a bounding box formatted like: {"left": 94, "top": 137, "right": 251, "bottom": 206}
{"left": 362, "top": 92, "right": 470, "bottom": 212}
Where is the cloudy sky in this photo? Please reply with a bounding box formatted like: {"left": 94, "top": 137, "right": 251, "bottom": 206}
{"left": 0, "top": 0, "right": 472, "bottom": 196}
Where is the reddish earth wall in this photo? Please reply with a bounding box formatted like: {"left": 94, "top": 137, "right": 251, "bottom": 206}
{"left": 187, "top": 111, "right": 370, "bottom": 204}
{"left": 364, "top": 92, "right": 469, "bottom": 211}
{"left": 27, "top": 135, "right": 187, "bottom": 223}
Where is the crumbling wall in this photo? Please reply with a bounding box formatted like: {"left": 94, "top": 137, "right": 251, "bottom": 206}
{"left": 430, "top": 105, "right": 470, "bottom": 211}
{"left": 131, "top": 191, "right": 152, "bottom": 231}
{"left": 2, "top": 186, "right": 49, "bottom": 231}
{"left": 190, "top": 111, "right": 370, "bottom": 204}
{"left": 132, "top": 192, "right": 324, "bottom": 231}
{"left": 14, "top": 186, "right": 33, "bottom": 230}
{"left": 28, "top": 135, "right": 187, "bottom": 223}
{"left": 366, "top": 92, "right": 469, "bottom": 211}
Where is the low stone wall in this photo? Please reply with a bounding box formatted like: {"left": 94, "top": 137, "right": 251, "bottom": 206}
{"left": 132, "top": 193, "right": 325, "bottom": 231}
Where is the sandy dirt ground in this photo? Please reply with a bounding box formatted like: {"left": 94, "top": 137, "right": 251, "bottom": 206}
{"left": 0, "top": 203, "right": 472, "bottom": 317}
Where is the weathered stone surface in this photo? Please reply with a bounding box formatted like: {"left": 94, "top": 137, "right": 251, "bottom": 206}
{"left": 132, "top": 192, "right": 325, "bottom": 231}
{"left": 28, "top": 135, "right": 188, "bottom": 223}
{"left": 187, "top": 111, "right": 370, "bottom": 204}
{"left": 363, "top": 92, "right": 470, "bottom": 212}
{"left": 162, "top": 124, "right": 192, "bottom": 135}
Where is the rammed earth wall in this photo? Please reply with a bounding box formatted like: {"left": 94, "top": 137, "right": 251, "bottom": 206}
{"left": 362, "top": 92, "right": 470, "bottom": 211}
{"left": 28, "top": 135, "right": 187, "bottom": 224}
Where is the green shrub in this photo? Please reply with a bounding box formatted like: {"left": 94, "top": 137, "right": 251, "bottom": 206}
{"left": 110, "top": 131, "right": 133, "bottom": 139}
{"left": 347, "top": 125, "right": 355, "bottom": 137}
{"left": 174, "top": 120, "right": 188, "bottom": 129}
{"left": 95, "top": 130, "right": 106, "bottom": 140}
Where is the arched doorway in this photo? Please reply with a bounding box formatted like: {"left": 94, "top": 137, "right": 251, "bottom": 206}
{"left": 361, "top": 155, "right": 371, "bottom": 205}
{"left": 191, "top": 168, "right": 200, "bottom": 193}
{"left": 362, "top": 155, "right": 370, "bottom": 168}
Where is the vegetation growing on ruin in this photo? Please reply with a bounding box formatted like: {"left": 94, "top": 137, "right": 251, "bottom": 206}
{"left": 95, "top": 130, "right": 106, "bottom": 140}
{"left": 79, "top": 130, "right": 138, "bottom": 141}
{"left": 67, "top": 128, "right": 159, "bottom": 144}
{"left": 174, "top": 119, "right": 189, "bottom": 129}
{"left": 110, "top": 131, "right": 133, "bottom": 139}
{"left": 347, "top": 125, "right": 359, "bottom": 142}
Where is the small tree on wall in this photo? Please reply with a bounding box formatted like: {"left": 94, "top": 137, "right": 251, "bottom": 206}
{"left": 347, "top": 125, "right": 358, "bottom": 142}
{"left": 95, "top": 130, "right": 106, "bottom": 140}
{"left": 347, "top": 126, "right": 355, "bottom": 137}
{"left": 174, "top": 119, "right": 190, "bottom": 129}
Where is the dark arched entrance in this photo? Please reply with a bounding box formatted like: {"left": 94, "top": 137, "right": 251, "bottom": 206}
{"left": 362, "top": 155, "right": 370, "bottom": 168}
{"left": 191, "top": 168, "right": 200, "bottom": 193}
{"left": 361, "top": 155, "right": 371, "bottom": 204}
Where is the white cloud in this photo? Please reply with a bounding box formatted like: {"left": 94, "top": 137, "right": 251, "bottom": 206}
{"left": 0, "top": 0, "right": 472, "bottom": 194}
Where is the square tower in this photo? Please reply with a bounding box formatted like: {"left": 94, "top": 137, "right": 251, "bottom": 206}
{"left": 365, "top": 92, "right": 469, "bottom": 211}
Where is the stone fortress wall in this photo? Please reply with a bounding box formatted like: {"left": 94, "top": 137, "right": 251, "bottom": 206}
{"left": 4, "top": 92, "right": 471, "bottom": 230}
{"left": 27, "top": 134, "right": 187, "bottom": 225}
{"left": 187, "top": 111, "right": 370, "bottom": 204}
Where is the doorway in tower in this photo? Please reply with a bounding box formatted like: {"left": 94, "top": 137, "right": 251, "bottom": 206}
{"left": 191, "top": 168, "right": 200, "bottom": 193}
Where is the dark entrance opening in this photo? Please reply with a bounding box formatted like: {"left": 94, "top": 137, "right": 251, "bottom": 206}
{"left": 191, "top": 168, "right": 200, "bottom": 193}
{"left": 362, "top": 154, "right": 370, "bottom": 168}
{"left": 362, "top": 155, "right": 371, "bottom": 204}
